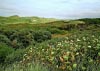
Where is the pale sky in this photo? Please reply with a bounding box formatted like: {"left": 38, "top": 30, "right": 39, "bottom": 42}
{"left": 0, "top": 0, "right": 100, "bottom": 19}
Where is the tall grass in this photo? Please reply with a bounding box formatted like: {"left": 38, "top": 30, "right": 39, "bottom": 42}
{"left": 1, "top": 62, "right": 49, "bottom": 71}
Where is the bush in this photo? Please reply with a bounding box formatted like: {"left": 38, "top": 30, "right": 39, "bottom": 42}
{"left": 33, "top": 30, "right": 51, "bottom": 42}
{"left": 0, "top": 43, "right": 14, "bottom": 64}
{"left": 47, "top": 28, "right": 66, "bottom": 34}
{"left": 78, "top": 18, "right": 100, "bottom": 25}
{"left": 0, "top": 34, "right": 10, "bottom": 45}
{"left": 10, "top": 30, "right": 35, "bottom": 48}
{"left": 2, "top": 30, "right": 15, "bottom": 38}
{"left": 5, "top": 49, "right": 26, "bottom": 64}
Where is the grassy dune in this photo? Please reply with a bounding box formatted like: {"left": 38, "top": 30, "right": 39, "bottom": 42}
{"left": 0, "top": 16, "right": 100, "bottom": 71}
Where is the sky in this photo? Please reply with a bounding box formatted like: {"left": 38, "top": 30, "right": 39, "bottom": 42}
{"left": 0, "top": 0, "right": 100, "bottom": 19}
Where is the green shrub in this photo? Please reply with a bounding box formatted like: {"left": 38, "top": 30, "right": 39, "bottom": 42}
{"left": 3, "top": 30, "right": 15, "bottom": 38}
{"left": 10, "top": 30, "right": 35, "bottom": 48}
{"left": 78, "top": 18, "right": 100, "bottom": 25}
{"left": 0, "top": 34, "right": 10, "bottom": 45}
{"left": 5, "top": 49, "right": 26, "bottom": 64}
{"left": 0, "top": 43, "right": 14, "bottom": 64}
{"left": 33, "top": 30, "right": 51, "bottom": 42}
{"left": 47, "top": 28, "right": 66, "bottom": 34}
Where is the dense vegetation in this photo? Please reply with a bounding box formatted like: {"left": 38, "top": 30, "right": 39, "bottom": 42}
{"left": 78, "top": 18, "right": 100, "bottom": 25}
{"left": 0, "top": 16, "right": 100, "bottom": 71}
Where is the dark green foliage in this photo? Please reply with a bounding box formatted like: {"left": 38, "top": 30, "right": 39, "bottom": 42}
{"left": 0, "top": 28, "right": 51, "bottom": 49}
{"left": 10, "top": 30, "right": 35, "bottom": 48}
{"left": 0, "top": 34, "right": 10, "bottom": 45}
{"left": 47, "top": 28, "right": 66, "bottom": 34}
{"left": 78, "top": 18, "right": 100, "bottom": 25}
{"left": 1, "top": 30, "right": 14, "bottom": 38}
{"left": 5, "top": 49, "right": 25, "bottom": 64}
{"left": 33, "top": 30, "right": 51, "bottom": 42}
{"left": 0, "top": 43, "right": 14, "bottom": 64}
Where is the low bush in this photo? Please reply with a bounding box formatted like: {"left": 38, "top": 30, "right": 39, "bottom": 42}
{"left": 0, "top": 43, "right": 14, "bottom": 64}
{"left": 23, "top": 29, "right": 100, "bottom": 71}
{"left": 33, "top": 30, "right": 51, "bottom": 42}
{"left": 47, "top": 28, "right": 66, "bottom": 34}
{"left": 10, "top": 30, "right": 35, "bottom": 48}
{"left": 0, "top": 34, "right": 10, "bottom": 45}
{"left": 5, "top": 49, "right": 26, "bottom": 64}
